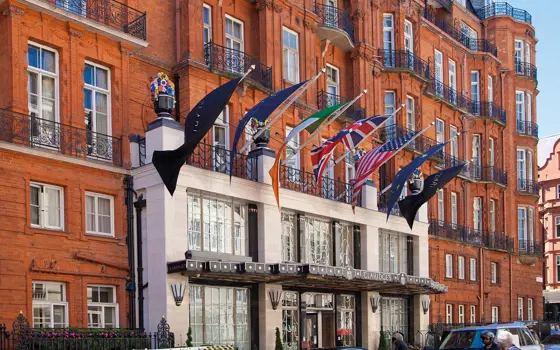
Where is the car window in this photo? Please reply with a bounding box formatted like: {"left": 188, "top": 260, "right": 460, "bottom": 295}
{"left": 520, "top": 329, "right": 536, "bottom": 346}
{"left": 543, "top": 335, "right": 560, "bottom": 344}
{"left": 440, "top": 331, "right": 477, "bottom": 350}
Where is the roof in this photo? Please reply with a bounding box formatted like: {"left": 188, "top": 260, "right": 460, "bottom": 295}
{"left": 539, "top": 134, "right": 560, "bottom": 168}
{"left": 450, "top": 322, "right": 528, "bottom": 331}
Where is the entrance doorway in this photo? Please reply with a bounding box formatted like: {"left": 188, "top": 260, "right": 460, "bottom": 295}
{"left": 303, "top": 312, "right": 335, "bottom": 348}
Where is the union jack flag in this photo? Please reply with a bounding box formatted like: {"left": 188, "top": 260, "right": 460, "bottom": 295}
{"left": 351, "top": 130, "right": 419, "bottom": 206}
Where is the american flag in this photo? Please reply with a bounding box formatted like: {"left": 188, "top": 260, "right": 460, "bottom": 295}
{"left": 351, "top": 130, "right": 419, "bottom": 205}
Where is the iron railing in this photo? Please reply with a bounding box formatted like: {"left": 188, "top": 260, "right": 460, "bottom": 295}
{"left": 317, "top": 90, "right": 366, "bottom": 122}
{"left": 377, "top": 49, "right": 431, "bottom": 79}
{"left": 476, "top": 2, "right": 532, "bottom": 24}
{"left": 313, "top": 2, "right": 354, "bottom": 43}
{"left": 429, "top": 220, "right": 514, "bottom": 252}
{"left": 518, "top": 239, "right": 542, "bottom": 256}
{"left": 423, "top": 8, "right": 497, "bottom": 56}
{"left": 186, "top": 139, "right": 258, "bottom": 182}
{"left": 516, "top": 120, "right": 539, "bottom": 138}
{"left": 0, "top": 108, "right": 122, "bottom": 166}
{"left": 428, "top": 78, "right": 462, "bottom": 107}
{"left": 204, "top": 42, "right": 273, "bottom": 90}
{"left": 138, "top": 135, "right": 146, "bottom": 166}
{"left": 467, "top": 164, "right": 508, "bottom": 186}
{"left": 515, "top": 61, "right": 538, "bottom": 80}
{"left": 469, "top": 101, "right": 507, "bottom": 124}
{"left": 378, "top": 191, "right": 402, "bottom": 217}
{"left": 279, "top": 165, "right": 358, "bottom": 206}
{"left": 385, "top": 124, "right": 440, "bottom": 158}
{"left": 517, "top": 178, "right": 539, "bottom": 195}
{"left": 38, "top": 0, "right": 146, "bottom": 40}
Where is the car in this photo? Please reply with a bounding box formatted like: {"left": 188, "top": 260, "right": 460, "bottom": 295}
{"left": 542, "top": 334, "right": 560, "bottom": 350}
{"left": 439, "top": 323, "right": 542, "bottom": 350}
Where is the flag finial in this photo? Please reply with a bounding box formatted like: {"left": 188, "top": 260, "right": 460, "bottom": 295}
{"left": 362, "top": 89, "right": 368, "bottom": 94}
{"left": 430, "top": 121, "right": 435, "bottom": 125}
{"left": 401, "top": 103, "right": 405, "bottom": 108}
{"left": 249, "top": 64, "right": 256, "bottom": 70}
{"left": 321, "top": 67, "right": 327, "bottom": 72}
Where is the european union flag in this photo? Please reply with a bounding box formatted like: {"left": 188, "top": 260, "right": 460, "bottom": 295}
{"left": 385, "top": 139, "right": 451, "bottom": 221}
{"left": 229, "top": 80, "right": 308, "bottom": 181}
{"left": 153, "top": 77, "right": 243, "bottom": 195}
{"left": 398, "top": 163, "right": 466, "bottom": 229}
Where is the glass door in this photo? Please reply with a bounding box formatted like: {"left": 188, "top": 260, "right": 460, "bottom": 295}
{"left": 383, "top": 15, "right": 395, "bottom": 66}
{"left": 472, "top": 135, "right": 481, "bottom": 180}
{"left": 325, "top": 0, "right": 338, "bottom": 28}
{"left": 515, "top": 40, "right": 524, "bottom": 74}
{"left": 404, "top": 20, "right": 414, "bottom": 69}
{"left": 434, "top": 50, "right": 443, "bottom": 97}
{"left": 225, "top": 16, "right": 244, "bottom": 74}
{"left": 304, "top": 314, "right": 319, "bottom": 349}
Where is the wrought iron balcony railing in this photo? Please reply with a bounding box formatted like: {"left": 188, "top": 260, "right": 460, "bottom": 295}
{"left": 378, "top": 191, "right": 402, "bottom": 217}
{"left": 467, "top": 164, "right": 508, "bottom": 186}
{"left": 517, "top": 178, "right": 539, "bottom": 195}
{"left": 39, "top": 0, "right": 146, "bottom": 40}
{"left": 279, "top": 165, "right": 359, "bottom": 206}
{"left": 313, "top": 2, "right": 355, "bottom": 43}
{"left": 317, "top": 90, "right": 366, "bottom": 122}
{"left": 378, "top": 49, "right": 431, "bottom": 79}
{"left": 204, "top": 42, "right": 273, "bottom": 90}
{"left": 423, "top": 8, "right": 497, "bottom": 56}
{"left": 0, "top": 108, "right": 122, "bottom": 166}
{"left": 428, "top": 78, "right": 462, "bottom": 107}
{"left": 518, "top": 239, "right": 542, "bottom": 256}
{"left": 186, "top": 139, "right": 258, "bottom": 182}
{"left": 516, "top": 120, "right": 538, "bottom": 138}
{"left": 476, "top": 2, "right": 532, "bottom": 25}
{"left": 387, "top": 124, "right": 441, "bottom": 159}
{"left": 429, "top": 220, "right": 514, "bottom": 252}
{"left": 469, "top": 101, "right": 507, "bottom": 124}
{"left": 437, "top": 154, "right": 470, "bottom": 175}
{"left": 515, "top": 61, "right": 538, "bottom": 81}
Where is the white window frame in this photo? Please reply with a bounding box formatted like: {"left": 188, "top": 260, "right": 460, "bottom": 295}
{"left": 488, "top": 75, "right": 493, "bottom": 104}
{"left": 404, "top": 20, "right": 413, "bottom": 55}
{"left": 30, "top": 182, "right": 64, "bottom": 230}
{"left": 451, "top": 192, "right": 458, "bottom": 228}
{"left": 458, "top": 256, "right": 465, "bottom": 280}
{"left": 527, "top": 92, "right": 532, "bottom": 123}
{"left": 516, "top": 90, "right": 525, "bottom": 126}
{"left": 473, "top": 197, "right": 482, "bottom": 232}
{"left": 490, "top": 262, "right": 497, "bottom": 284}
{"left": 326, "top": 64, "right": 340, "bottom": 105}
{"left": 85, "top": 192, "right": 115, "bottom": 237}
{"left": 383, "top": 14, "right": 395, "bottom": 52}
{"left": 27, "top": 41, "right": 60, "bottom": 123}
{"left": 489, "top": 138, "right": 495, "bottom": 167}
{"left": 446, "top": 304, "right": 453, "bottom": 324}
{"left": 450, "top": 125, "right": 458, "bottom": 161}
{"left": 224, "top": 15, "right": 244, "bottom": 74}
{"left": 470, "top": 305, "right": 476, "bottom": 323}
{"left": 557, "top": 256, "right": 560, "bottom": 283}
{"left": 345, "top": 152, "right": 355, "bottom": 184}
{"left": 282, "top": 27, "right": 300, "bottom": 83}
{"left": 436, "top": 119, "right": 445, "bottom": 156}
{"left": 556, "top": 217, "right": 560, "bottom": 238}
{"left": 32, "top": 281, "right": 68, "bottom": 328}
{"left": 406, "top": 96, "right": 415, "bottom": 131}
{"left": 449, "top": 59, "right": 457, "bottom": 101}
{"left": 437, "top": 190, "right": 444, "bottom": 224}
{"left": 285, "top": 126, "right": 300, "bottom": 182}
{"left": 87, "top": 285, "right": 119, "bottom": 328}
{"left": 518, "top": 297, "right": 524, "bottom": 320}
{"left": 203, "top": 4, "right": 212, "bottom": 45}
{"left": 470, "top": 258, "right": 477, "bottom": 281}
{"left": 385, "top": 91, "right": 396, "bottom": 137}
{"left": 528, "top": 298, "right": 533, "bottom": 321}
{"left": 528, "top": 207, "right": 534, "bottom": 242}
{"left": 213, "top": 105, "right": 230, "bottom": 172}
{"left": 84, "top": 61, "right": 112, "bottom": 138}
{"left": 458, "top": 305, "right": 465, "bottom": 324}
{"left": 471, "top": 71, "right": 480, "bottom": 114}
{"left": 472, "top": 134, "right": 481, "bottom": 167}
{"left": 492, "top": 306, "right": 499, "bottom": 323}
{"left": 435, "top": 50, "right": 443, "bottom": 97}
{"left": 518, "top": 207, "right": 527, "bottom": 241}
{"left": 490, "top": 199, "right": 496, "bottom": 233}
{"left": 445, "top": 254, "right": 453, "bottom": 278}
{"left": 515, "top": 40, "right": 524, "bottom": 73}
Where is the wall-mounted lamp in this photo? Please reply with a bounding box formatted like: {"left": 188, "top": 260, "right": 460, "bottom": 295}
{"left": 269, "top": 290, "right": 283, "bottom": 310}
{"left": 170, "top": 283, "right": 186, "bottom": 306}
{"left": 370, "top": 296, "right": 380, "bottom": 313}
{"left": 422, "top": 298, "right": 431, "bottom": 315}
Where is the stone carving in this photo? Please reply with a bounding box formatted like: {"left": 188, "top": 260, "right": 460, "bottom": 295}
{"left": 352, "top": 9, "right": 365, "bottom": 21}
{"left": 1, "top": 4, "right": 25, "bottom": 17}
{"left": 256, "top": 0, "right": 283, "bottom": 13}
{"left": 68, "top": 27, "right": 83, "bottom": 38}
{"left": 303, "top": 19, "right": 317, "bottom": 33}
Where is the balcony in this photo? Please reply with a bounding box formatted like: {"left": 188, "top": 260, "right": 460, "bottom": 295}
{"left": 378, "top": 191, "right": 401, "bottom": 217}
{"left": 0, "top": 108, "right": 122, "bottom": 166}
{"left": 515, "top": 61, "right": 538, "bottom": 81}
{"left": 476, "top": 2, "right": 532, "bottom": 25}
{"left": 517, "top": 178, "right": 539, "bottom": 196}
{"left": 378, "top": 49, "right": 431, "bottom": 80}
{"left": 313, "top": 2, "right": 355, "bottom": 52}
{"left": 426, "top": 0, "right": 452, "bottom": 12}
{"left": 467, "top": 164, "right": 508, "bottom": 187}
{"left": 518, "top": 239, "right": 542, "bottom": 256}
{"left": 516, "top": 120, "right": 538, "bottom": 138}
{"left": 204, "top": 42, "right": 273, "bottom": 90}
{"left": 468, "top": 101, "right": 507, "bottom": 125}
{"left": 423, "top": 8, "right": 497, "bottom": 56}
{"left": 387, "top": 125, "right": 441, "bottom": 159}
{"left": 26, "top": 0, "right": 146, "bottom": 43}
{"left": 437, "top": 154, "right": 470, "bottom": 177}
{"left": 429, "top": 220, "right": 514, "bottom": 252}
{"left": 317, "top": 90, "right": 366, "bottom": 122}
{"left": 427, "top": 78, "right": 462, "bottom": 108}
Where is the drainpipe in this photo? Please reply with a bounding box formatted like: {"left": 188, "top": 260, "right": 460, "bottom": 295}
{"left": 174, "top": 73, "right": 181, "bottom": 123}
{"left": 124, "top": 175, "right": 136, "bottom": 329}
{"left": 175, "top": 0, "right": 181, "bottom": 64}
{"left": 135, "top": 195, "right": 147, "bottom": 330}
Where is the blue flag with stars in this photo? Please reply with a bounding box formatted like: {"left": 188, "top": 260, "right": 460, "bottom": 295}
{"left": 385, "top": 139, "right": 452, "bottom": 221}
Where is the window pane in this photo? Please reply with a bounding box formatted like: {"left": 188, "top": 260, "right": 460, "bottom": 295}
{"left": 31, "top": 186, "right": 40, "bottom": 225}
{"left": 95, "top": 92, "right": 109, "bottom": 135}
{"left": 33, "top": 305, "right": 51, "bottom": 328}
{"left": 95, "top": 67, "right": 108, "bottom": 89}
{"left": 98, "top": 197, "right": 112, "bottom": 234}
{"left": 53, "top": 304, "right": 66, "bottom": 328}
{"left": 104, "top": 306, "right": 116, "bottom": 328}
{"left": 46, "top": 188, "right": 61, "bottom": 228}
{"left": 28, "top": 45, "right": 40, "bottom": 68}
{"left": 41, "top": 76, "right": 55, "bottom": 122}
{"left": 84, "top": 88, "right": 93, "bottom": 110}
{"left": 86, "top": 195, "right": 96, "bottom": 232}
{"left": 98, "top": 286, "right": 113, "bottom": 303}
{"left": 46, "top": 283, "right": 64, "bottom": 302}
{"left": 84, "top": 64, "right": 94, "bottom": 85}
{"left": 41, "top": 49, "right": 56, "bottom": 73}
{"left": 88, "top": 306, "right": 102, "bottom": 328}
{"left": 204, "top": 7, "right": 210, "bottom": 25}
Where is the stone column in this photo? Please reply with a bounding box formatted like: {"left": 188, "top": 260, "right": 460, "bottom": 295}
{"left": 414, "top": 235, "right": 430, "bottom": 278}
{"left": 145, "top": 118, "right": 183, "bottom": 164}
{"left": 361, "top": 224, "right": 380, "bottom": 272}
{"left": 361, "top": 291, "right": 382, "bottom": 349}
{"left": 258, "top": 283, "right": 283, "bottom": 350}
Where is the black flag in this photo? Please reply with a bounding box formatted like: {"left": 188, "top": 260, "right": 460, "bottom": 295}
{"left": 398, "top": 163, "right": 466, "bottom": 229}
{"left": 153, "top": 77, "right": 243, "bottom": 195}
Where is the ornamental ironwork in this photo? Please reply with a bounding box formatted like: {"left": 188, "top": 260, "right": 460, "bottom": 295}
{"left": 317, "top": 90, "right": 366, "bottom": 122}
{"left": 313, "top": 2, "right": 355, "bottom": 43}
{"left": 378, "top": 49, "right": 431, "bottom": 79}
{"left": 516, "top": 120, "right": 539, "bottom": 138}
{"left": 429, "top": 220, "right": 514, "bottom": 252}
{"left": 476, "top": 2, "right": 532, "bottom": 24}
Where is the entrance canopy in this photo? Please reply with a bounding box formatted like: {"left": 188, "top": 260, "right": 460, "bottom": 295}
{"left": 168, "top": 259, "right": 448, "bottom": 295}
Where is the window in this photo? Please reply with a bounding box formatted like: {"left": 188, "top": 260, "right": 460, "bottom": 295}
{"left": 473, "top": 197, "right": 482, "bottom": 232}
{"left": 490, "top": 200, "right": 496, "bottom": 233}
{"left": 30, "top": 182, "right": 63, "bottom": 230}
{"left": 490, "top": 262, "right": 497, "bottom": 284}
{"left": 556, "top": 217, "right": 560, "bottom": 238}
{"left": 451, "top": 192, "right": 458, "bottom": 228}
{"left": 285, "top": 126, "right": 300, "bottom": 182}
{"left": 471, "top": 71, "right": 480, "bottom": 114}
{"left": 87, "top": 286, "right": 118, "bottom": 328}
{"left": 437, "top": 190, "right": 444, "bottom": 224}
{"left": 404, "top": 20, "right": 413, "bottom": 55}
{"left": 458, "top": 305, "right": 465, "bottom": 324}
{"left": 32, "top": 281, "right": 68, "bottom": 328}
{"left": 379, "top": 231, "right": 408, "bottom": 274}
{"left": 225, "top": 16, "right": 244, "bottom": 74}
{"left": 491, "top": 306, "right": 499, "bottom": 323}
{"left": 449, "top": 59, "right": 457, "bottom": 103}
{"left": 470, "top": 258, "right": 477, "bottom": 281}
{"left": 85, "top": 192, "right": 114, "bottom": 236}
{"left": 517, "top": 149, "right": 527, "bottom": 189}
{"left": 385, "top": 91, "right": 396, "bottom": 140}
{"left": 434, "top": 50, "right": 443, "bottom": 97}
{"left": 335, "top": 222, "right": 355, "bottom": 267}
{"left": 282, "top": 28, "right": 299, "bottom": 83}
{"left": 488, "top": 75, "right": 493, "bottom": 104}
{"left": 472, "top": 134, "right": 481, "bottom": 179}
{"left": 406, "top": 96, "right": 415, "bottom": 131}
{"left": 383, "top": 14, "right": 395, "bottom": 66}
{"left": 84, "top": 62, "right": 111, "bottom": 159}
{"left": 515, "top": 40, "right": 524, "bottom": 74}
{"left": 518, "top": 207, "right": 527, "bottom": 243}
{"left": 345, "top": 152, "right": 355, "bottom": 184}
{"left": 187, "top": 193, "right": 247, "bottom": 256}
{"left": 326, "top": 64, "right": 340, "bottom": 106}
{"left": 281, "top": 212, "right": 297, "bottom": 262}
{"left": 557, "top": 185, "right": 560, "bottom": 199}
{"left": 446, "top": 254, "right": 453, "bottom": 278}
{"left": 446, "top": 304, "right": 453, "bottom": 324}
{"left": 436, "top": 119, "right": 445, "bottom": 145}
{"left": 461, "top": 23, "right": 478, "bottom": 51}
{"left": 528, "top": 207, "right": 534, "bottom": 242}
{"left": 189, "top": 285, "right": 250, "bottom": 350}
{"left": 450, "top": 125, "right": 458, "bottom": 162}
{"left": 457, "top": 0, "right": 466, "bottom": 6}
{"left": 203, "top": 4, "right": 212, "bottom": 45}
{"left": 28, "top": 43, "right": 59, "bottom": 148}
{"left": 528, "top": 298, "right": 533, "bottom": 321}
{"left": 518, "top": 297, "right": 524, "bottom": 320}
{"left": 282, "top": 292, "right": 299, "bottom": 349}
{"left": 458, "top": 256, "right": 465, "bottom": 280}
{"left": 337, "top": 295, "right": 356, "bottom": 346}
{"left": 557, "top": 256, "right": 560, "bottom": 283}
{"left": 489, "top": 138, "right": 495, "bottom": 168}
{"left": 527, "top": 92, "right": 533, "bottom": 123}
{"left": 300, "top": 216, "right": 332, "bottom": 266}
{"left": 516, "top": 90, "right": 525, "bottom": 131}
{"left": 321, "top": 137, "right": 335, "bottom": 200}
{"left": 381, "top": 298, "right": 408, "bottom": 340}
{"left": 470, "top": 305, "right": 476, "bottom": 323}
{"left": 213, "top": 105, "right": 229, "bottom": 173}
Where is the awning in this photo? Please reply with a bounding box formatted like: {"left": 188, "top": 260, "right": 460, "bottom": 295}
{"left": 168, "top": 259, "right": 448, "bottom": 295}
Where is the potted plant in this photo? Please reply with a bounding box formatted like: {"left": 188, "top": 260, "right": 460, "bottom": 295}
{"left": 150, "top": 72, "right": 176, "bottom": 119}
{"left": 249, "top": 117, "right": 271, "bottom": 148}
{"left": 186, "top": 327, "right": 193, "bottom": 347}
{"left": 379, "top": 326, "right": 388, "bottom": 350}
{"left": 408, "top": 168, "right": 424, "bottom": 194}
{"left": 275, "top": 327, "right": 283, "bottom": 350}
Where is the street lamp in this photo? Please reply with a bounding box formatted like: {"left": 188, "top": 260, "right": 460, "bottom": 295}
{"left": 370, "top": 296, "right": 380, "bottom": 313}
{"left": 170, "top": 283, "right": 186, "bottom": 306}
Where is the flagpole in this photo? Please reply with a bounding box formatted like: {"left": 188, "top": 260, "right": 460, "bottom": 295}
{"left": 240, "top": 65, "right": 256, "bottom": 83}
{"left": 239, "top": 68, "right": 326, "bottom": 154}
{"left": 323, "top": 104, "right": 405, "bottom": 172}
{"left": 281, "top": 89, "right": 368, "bottom": 166}
{"left": 378, "top": 130, "right": 463, "bottom": 196}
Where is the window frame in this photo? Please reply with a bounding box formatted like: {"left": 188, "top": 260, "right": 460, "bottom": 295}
{"left": 458, "top": 304, "right": 465, "bottom": 324}
{"left": 490, "top": 262, "right": 497, "bottom": 284}
{"left": 448, "top": 59, "right": 457, "bottom": 98}
{"left": 405, "top": 96, "right": 415, "bottom": 131}
{"left": 458, "top": 256, "right": 465, "bottom": 280}
{"left": 470, "top": 258, "right": 477, "bottom": 281}
{"left": 437, "top": 189, "right": 444, "bottom": 224}
{"left": 527, "top": 298, "right": 533, "bottom": 321}
{"left": 446, "top": 304, "right": 453, "bottom": 324}
{"left": 473, "top": 197, "right": 482, "bottom": 232}
{"left": 518, "top": 297, "right": 524, "bottom": 320}
{"left": 445, "top": 254, "right": 453, "bottom": 278}
{"left": 85, "top": 191, "right": 115, "bottom": 237}
{"left": 490, "top": 199, "right": 496, "bottom": 233}
{"left": 451, "top": 192, "right": 458, "bottom": 228}
{"left": 32, "top": 281, "right": 68, "bottom": 328}
{"left": 471, "top": 71, "right": 480, "bottom": 107}
{"left": 404, "top": 19, "right": 413, "bottom": 54}
{"left": 27, "top": 41, "right": 60, "bottom": 123}
{"left": 557, "top": 256, "right": 560, "bottom": 283}
{"left": 326, "top": 64, "right": 340, "bottom": 101}
{"left": 434, "top": 50, "right": 443, "bottom": 97}
{"left": 383, "top": 14, "right": 395, "bottom": 52}
{"left": 282, "top": 27, "right": 300, "bottom": 84}
{"left": 84, "top": 60, "right": 112, "bottom": 138}
{"left": 285, "top": 125, "right": 301, "bottom": 182}
{"left": 87, "top": 285, "right": 119, "bottom": 329}
{"left": 470, "top": 305, "right": 476, "bottom": 323}
{"left": 555, "top": 216, "right": 560, "bottom": 238}
{"left": 203, "top": 4, "right": 212, "bottom": 45}
{"left": 30, "top": 182, "right": 64, "bottom": 231}
{"left": 492, "top": 306, "right": 499, "bottom": 323}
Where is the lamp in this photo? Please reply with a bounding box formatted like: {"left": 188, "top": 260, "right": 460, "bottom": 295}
{"left": 170, "top": 283, "right": 186, "bottom": 306}
{"left": 269, "top": 290, "right": 283, "bottom": 310}
{"left": 422, "top": 298, "right": 431, "bottom": 315}
{"left": 370, "top": 295, "right": 380, "bottom": 313}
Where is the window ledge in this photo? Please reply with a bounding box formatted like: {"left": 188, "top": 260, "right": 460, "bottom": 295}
{"left": 28, "top": 227, "right": 68, "bottom": 236}
{"left": 84, "top": 233, "right": 120, "bottom": 243}
{"left": 188, "top": 250, "right": 253, "bottom": 263}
